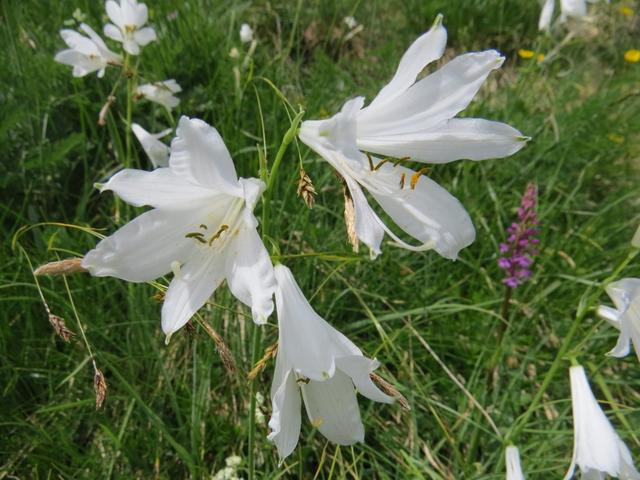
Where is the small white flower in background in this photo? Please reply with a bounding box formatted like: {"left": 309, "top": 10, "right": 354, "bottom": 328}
{"left": 136, "top": 79, "right": 182, "bottom": 109}
{"left": 597, "top": 278, "right": 640, "bottom": 361}
{"left": 267, "top": 265, "right": 394, "bottom": 460}
{"left": 131, "top": 123, "right": 171, "bottom": 168}
{"left": 82, "top": 116, "right": 276, "bottom": 338}
{"left": 239, "top": 23, "right": 253, "bottom": 44}
{"left": 506, "top": 446, "right": 526, "bottom": 480}
{"left": 55, "top": 23, "right": 122, "bottom": 78}
{"left": 104, "top": 0, "right": 157, "bottom": 55}
{"left": 564, "top": 365, "right": 640, "bottom": 480}
{"left": 343, "top": 16, "right": 358, "bottom": 29}
{"left": 539, "top": 0, "right": 609, "bottom": 31}
{"left": 254, "top": 391, "right": 266, "bottom": 425}
{"left": 212, "top": 455, "right": 243, "bottom": 480}
{"left": 299, "top": 15, "right": 527, "bottom": 259}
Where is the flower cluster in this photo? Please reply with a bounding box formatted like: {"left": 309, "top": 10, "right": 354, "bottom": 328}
{"left": 498, "top": 183, "right": 540, "bottom": 288}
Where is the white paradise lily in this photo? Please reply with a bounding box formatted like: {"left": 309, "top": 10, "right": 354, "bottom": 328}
{"left": 82, "top": 116, "right": 276, "bottom": 336}
{"left": 137, "top": 80, "right": 182, "bottom": 110}
{"left": 299, "top": 15, "right": 527, "bottom": 259}
{"left": 132, "top": 123, "right": 171, "bottom": 168}
{"left": 506, "top": 446, "right": 526, "bottom": 480}
{"left": 268, "top": 264, "right": 394, "bottom": 459}
{"left": 564, "top": 365, "right": 640, "bottom": 480}
{"left": 55, "top": 23, "right": 122, "bottom": 78}
{"left": 104, "top": 0, "right": 157, "bottom": 55}
{"left": 597, "top": 278, "right": 640, "bottom": 361}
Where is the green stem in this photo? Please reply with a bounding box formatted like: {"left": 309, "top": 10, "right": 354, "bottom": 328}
{"left": 506, "top": 249, "right": 638, "bottom": 443}
{"left": 247, "top": 323, "right": 263, "bottom": 480}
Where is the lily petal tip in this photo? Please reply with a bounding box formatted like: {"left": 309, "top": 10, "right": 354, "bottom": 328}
{"left": 432, "top": 13, "right": 444, "bottom": 28}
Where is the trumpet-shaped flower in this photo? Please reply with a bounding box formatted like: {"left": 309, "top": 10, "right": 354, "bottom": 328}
{"left": 132, "top": 123, "right": 171, "bottom": 168}
{"left": 597, "top": 278, "right": 640, "bottom": 361}
{"left": 564, "top": 365, "right": 640, "bottom": 480}
{"left": 82, "top": 116, "right": 276, "bottom": 336}
{"left": 136, "top": 80, "right": 182, "bottom": 109}
{"left": 268, "top": 265, "right": 393, "bottom": 459}
{"left": 506, "top": 446, "right": 526, "bottom": 480}
{"left": 104, "top": 0, "right": 157, "bottom": 55}
{"left": 55, "top": 23, "right": 122, "bottom": 78}
{"left": 299, "top": 16, "right": 527, "bottom": 259}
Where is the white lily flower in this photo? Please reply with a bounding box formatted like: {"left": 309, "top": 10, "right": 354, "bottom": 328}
{"left": 539, "top": 0, "right": 610, "bottom": 30}
{"left": 54, "top": 23, "right": 122, "bottom": 78}
{"left": 136, "top": 80, "right": 182, "bottom": 109}
{"left": 267, "top": 264, "right": 394, "bottom": 460}
{"left": 82, "top": 116, "right": 276, "bottom": 336}
{"left": 131, "top": 123, "right": 171, "bottom": 168}
{"left": 564, "top": 365, "right": 640, "bottom": 480}
{"left": 239, "top": 23, "right": 253, "bottom": 44}
{"left": 299, "top": 16, "right": 527, "bottom": 260}
{"left": 506, "top": 446, "right": 526, "bottom": 480}
{"left": 597, "top": 278, "right": 640, "bottom": 361}
{"left": 104, "top": 0, "right": 157, "bottom": 55}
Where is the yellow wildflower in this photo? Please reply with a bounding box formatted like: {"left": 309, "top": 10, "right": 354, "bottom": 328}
{"left": 624, "top": 49, "right": 640, "bottom": 63}
{"left": 607, "top": 133, "right": 625, "bottom": 144}
{"left": 537, "top": 53, "right": 546, "bottom": 62}
{"left": 619, "top": 6, "right": 634, "bottom": 17}
{"left": 518, "top": 49, "right": 535, "bottom": 59}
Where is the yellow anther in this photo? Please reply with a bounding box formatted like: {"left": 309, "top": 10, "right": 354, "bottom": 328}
{"left": 208, "top": 224, "right": 229, "bottom": 245}
{"left": 366, "top": 153, "right": 374, "bottom": 171}
{"left": 311, "top": 418, "right": 324, "bottom": 428}
{"left": 410, "top": 167, "right": 430, "bottom": 190}
{"left": 185, "top": 232, "right": 206, "bottom": 244}
{"left": 399, "top": 173, "right": 406, "bottom": 189}
{"left": 296, "top": 377, "right": 310, "bottom": 385}
{"left": 393, "top": 156, "right": 410, "bottom": 167}
{"left": 199, "top": 224, "right": 208, "bottom": 230}
{"left": 373, "top": 158, "right": 391, "bottom": 171}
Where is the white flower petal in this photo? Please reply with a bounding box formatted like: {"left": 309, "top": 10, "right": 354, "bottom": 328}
{"left": 565, "top": 365, "right": 640, "bottom": 479}
{"left": 539, "top": 0, "right": 556, "bottom": 31}
{"left": 359, "top": 50, "right": 505, "bottom": 136}
{"left": 606, "top": 278, "right": 640, "bottom": 312}
{"left": 274, "top": 265, "right": 361, "bottom": 381}
{"left": 301, "top": 371, "right": 364, "bottom": 445}
{"left": 103, "top": 23, "right": 124, "bottom": 42}
{"left": 105, "top": 0, "right": 123, "bottom": 29}
{"left": 123, "top": 38, "right": 140, "bottom": 55}
{"left": 343, "top": 176, "right": 385, "bottom": 256}
{"left": 366, "top": 163, "right": 475, "bottom": 259}
{"left": 267, "top": 367, "right": 302, "bottom": 460}
{"left": 357, "top": 118, "right": 527, "bottom": 164}
{"left": 561, "top": 0, "right": 588, "bottom": 20}
{"left": 597, "top": 305, "right": 621, "bottom": 328}
{"left": 170, "top": 116, "right": 242, "bottom": 195}
{"left": 506, "top": 446, "right": 526, "bottom": 480}
{"left": 224, "top": 224, "right": 275, "bottom": 324}
{"left": 161, "top": 249, "right": 226, "bottom": 335}
{"left": 54, "top": 50, "right": 94, "bottom": 76}
{"left": 82, "top": 208, "right": 196, "bottom": 282}
{"left": 60, "top": 29, "right": 98, "bottom": 56}
{"left": 368, "top": 17, "right": 447, "bottom": 109}
{"left": 134, "top": 1, "right": 149, "bottom": 27}
{"left": 132, "top": 123, "right": 170, "bottom": 167}
{"left": 335, "top": 356, "right": 394, "bottom": 404}
{"left": 99, "top": 168, "right": 220, "bottom": 208}
{"left": 134, "top": 27, "right": 156, "bottom": 46}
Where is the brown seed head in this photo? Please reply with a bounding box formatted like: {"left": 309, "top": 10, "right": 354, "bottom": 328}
{"left": 34, "top": 258, "right": 87, "bottom": 276}
{"left": 296, "top": 168, "right": 317, "bottom": 209}
{"left": 48, "top": 314, "right": 75, "bottom": 342}
{"left": 94, "top": 368, "right": 107, "bottom": 410}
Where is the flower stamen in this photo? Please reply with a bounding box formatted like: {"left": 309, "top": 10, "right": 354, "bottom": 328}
{"left": 208, "top": 224, "right": 229, "bottom": 245}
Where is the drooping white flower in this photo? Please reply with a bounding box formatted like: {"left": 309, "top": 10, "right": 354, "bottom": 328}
{"left": 82, "top": 116, "right": 276, "bottom": 336}
{"left": 136, "top": 80, "right": 182, "bottom": 109}
{"left": 55, "top": 23, "right": 122, "bottom": 78}
{"left": 564, "top": 365, "right": 640, "bottom": 480}
{"left": 267, "top": 264, "right": 394, "bottom": 459}
{"left": 506, "top": 445, "right": 526, "bottom": 480}
{"left": 298, "top": 16, "right": 527, "bottom": 260}
{"left": 131, "top": 123, "right": 171, "bottom": 168}
{"left": 103, "top": 0, "right": 157, "bottom": 55}
{"left": 597, "top": 278, "right": 640, "bottom": 361}
{"left": 239, "top": 23, "right": 253, "bottom": 43}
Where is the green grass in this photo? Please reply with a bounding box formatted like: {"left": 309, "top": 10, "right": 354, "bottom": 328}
{"left": 1, "top": 0, "right": 640, "bottom": 478}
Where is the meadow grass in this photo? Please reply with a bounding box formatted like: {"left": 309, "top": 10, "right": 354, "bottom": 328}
{"left": 1, "top": 0, "right": 639, "bottom": 478}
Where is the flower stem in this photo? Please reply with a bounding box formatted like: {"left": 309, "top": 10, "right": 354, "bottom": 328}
{"left": 247, "top": 321, "right": 263, "bottom": 480}
{"left": 506, "top": 249, "right": 638, "bottom": 443}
